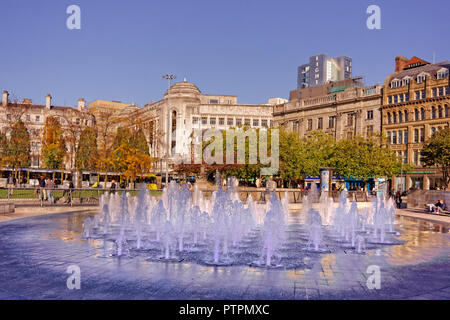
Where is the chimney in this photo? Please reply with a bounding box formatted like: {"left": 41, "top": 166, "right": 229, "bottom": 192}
{"left": 2, "top": 90, "right": 8, "bottom": 107}
{"left": 77, "top": 98, "right": 86, "bottom": 111}
{"left": 45, "top": 94, "right": 52, "bottom": 109}
{"left": 395, "top": 56, "right": 409, "bottom": 72}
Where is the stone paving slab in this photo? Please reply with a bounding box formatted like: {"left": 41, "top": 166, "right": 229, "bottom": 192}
{"left": 0, "top": 211, "right": 449, "bottom": 300}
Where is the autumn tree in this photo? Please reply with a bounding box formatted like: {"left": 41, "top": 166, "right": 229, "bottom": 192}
{"left": 41, "top": 117, "right": 66, "bottom": 169}
{"left": 421, "top": 128, "right": 450, "bottom": 188}
{"left": 75, "top": 126, "right": 98, "bottom": 171}
{"left": 111, "top": 126, "right": 155, "bottom": 186}
{"left": 2, "top": 120, "right": 31, "bottom": 174}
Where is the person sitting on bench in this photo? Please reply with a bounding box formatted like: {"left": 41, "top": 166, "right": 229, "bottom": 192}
{"left": 430, "top": 200, "right": 446, "bottom": 214}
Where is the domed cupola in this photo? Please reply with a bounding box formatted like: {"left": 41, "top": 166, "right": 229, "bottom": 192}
{"left": 164, "top": 78, "right": 201, "bottom": 100}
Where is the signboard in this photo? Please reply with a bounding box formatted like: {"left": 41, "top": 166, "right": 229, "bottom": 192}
{"left": 320, "top": 168, "right": 331, "bottom": 192}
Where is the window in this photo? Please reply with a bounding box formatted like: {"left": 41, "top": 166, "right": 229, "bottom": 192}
{"left": 432, "top": 107, "right": 436, "bottom": 119}
{"left": 209, "top": 99, "right": 219, "bottom": 104}
{"left": 405, "top": 93, "right": 409, "bottom": 101}
{"left": 192, "top": 117, "right": 198, "bottom": 125}
{"left": 219, "top": 118, "right": 225, "bottom": 125}
{"left": 366, "top": 125, "right": 373, "bottom": 136}
{"left": 414, "top": 150, "right": 419, "bottom": 165}
{"left": 318, "top": 117, "right": 323, "bottom": 129}
{"left": 393, "top": 112, "right": 397, "bottom": 123}
{"left": 445, "top": 105, "right": 449, "bottom": 117}
{"left": 202, "top": 117, "right": 207, "bottom": 125}
{"left": 399, "top": 111, "right": 403, "bottom": 123}
{"left": 421, "top": 108, "right": 425, "bottom": 120}
{"left": 347, "top": 114, "right": 353, "bottom": 126}
{"left": 415, "top": 109, "right": 419, "bottom": 121}
{"left": 76, "top": 118, "right": 80, "bottom": 125}
{"left": 261, "top": 119, "right": 268, "bottom": 127}
{"left": 437, "top": 69, "right": 449, "bottom": 79}
{"left": 417, "top": 74, "right": 426, "bottom": 83}
{"left": 415, "top": 91, "right": 420, "bottom": 100}
{"left": 387, "top": 112, "right": 391, "bottom": 124}
{"left": 392, "top": 131, "right": 397, "bottom": 144}
{"left": 398, "top": 130, "right": 403, "bottom": 144}
{"left": 307, "top": 119, "right": 313, "bottom": 131}
{"left": 227, "top": 118, "right": 234, "bottom": 126}
{"left": 387, "top": 132, "right": 391, "bottom": 143}
{"left": 210, "top": 117, "right": 216, "bottom": 125}
{"left": 7, "top": 114, "right": 11, "bottom": 121}
{"left": 388, "top": 96, "right": 392, "bottom": 104}
{"left": 26, "top": 114, "right": 30, "bottom": 122}
{"left": 404, "top": 130, "right": 408, "bottom": 144}
{"left": 399, "top": 94, "right": 404, "bottom": 103}
{"left": 244, "top": 118, "right": 250, "bottom": 126}
{"left": 35, "top": 115, "right": 40, "bottom": 122}
{"left": 414, "top": 129, "right": 419, "bottom": 143}
{"left": 236, "top": 118, "right": 242, "bottom": 126}
{"left": 431, "top": 127, "right": 436, "bottom": 136}
{"left": 252, "top": 119, "right": 259, "bottom": 127}
{"left": 367, "top": 110, "right": 374, "bottom": 119}
{"left": 393, "top": 95, "right": 398, "bottom": 104}
{"left": 432, "top": 88, "right": 437, "bottom": 97}
{"left": 329, "top": 116, "right": 335, "bottom": 128}
{"left": 404, "top": 110, "right": 409, "bottom": 122}
{"left": 439, "top": 87, "right": 444, "bottom": 96}
{"left": 421, "top": 90, "right": 426, "bottom": 99}
{"left": 420, "top": 128, "right": 425, "bottom": 142}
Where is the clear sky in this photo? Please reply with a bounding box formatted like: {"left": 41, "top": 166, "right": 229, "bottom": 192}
{"left": 1, "top": 0, "right": 449, "bottom": 108}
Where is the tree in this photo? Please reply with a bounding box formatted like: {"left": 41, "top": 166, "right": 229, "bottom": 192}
{"left": 279, "top": 128, "right": 303, "bottom": 181}
{"left": 110, "top": 126, "right": 156, "bottom": 185}
{"left": 298, "top": 130, "right": 336, "bottom": 177}
{"left": 2, "top": 120, "right": 31, "bottom": 172}
{"left": 334, "top": 134, "right": 407, "bottom": 186}
{"left": 75, "top": 127, "right": 98, "bottom": 171}
{"left": 41, "top": 117, "right": 66, "bottom": 169}
{"left": 421, "top": 128, "right": 450, "bottom": 188}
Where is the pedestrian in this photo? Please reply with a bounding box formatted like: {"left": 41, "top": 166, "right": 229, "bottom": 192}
{"left": 46, "top": 178, "right": 55, "bottom": 204}
{"left": 395, "top": 191, "right": 402, "bottom": 209}
{"left": 7, "top": 174, "right": 16, "bottom": 197}
{"left": 63, "top": 179, "right": 74, "bottom": 204}
{"left": 38, "top": 175, "right": 47, "bottom": 201}
{"left": 110, "top": 180, "right": 117, "bottom": 194}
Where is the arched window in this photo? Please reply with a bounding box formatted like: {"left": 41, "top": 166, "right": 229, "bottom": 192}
{"left": 393, "top": 112, "right": 397, "bottom": 123}
{"left": 399, "top": 111, "right": 403, "bottom": 123}
{"left": 421, "top": 108, "right": 425, "bottom": 120}
{"left": 404, "top": 110, "right": 409, "bottom": 122}
{"left": 432, "top": 106, "right": 436, "bottom": 119}
{"left": 387, "top": 112, "right": 391, "bottom": 124}
{"left": 438, "top": 106, "right": 443, "bottom": 118}
{"left": 415, "top": 109, "right": 419, "bottom": 121}
{"left": 445, "top": 105, "right": 449, "bottom": 117}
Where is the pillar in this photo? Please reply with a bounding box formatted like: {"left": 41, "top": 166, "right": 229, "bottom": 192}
{"left": 424, "top": 175, "right": 430, "bottom": 190}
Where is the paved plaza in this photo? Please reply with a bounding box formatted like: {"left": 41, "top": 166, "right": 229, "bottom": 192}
{"left": 0, "top": 209, "right": 449, "bottom": 300}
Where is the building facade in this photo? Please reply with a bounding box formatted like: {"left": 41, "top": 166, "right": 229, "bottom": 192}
{"left": 273, "top": 81, "right": 382, "bottom": 141}
{"left": 119, "top": 80, "right": 275, "bottom": 169}
{"left": 382, "top": 56, "right": 450, "bottom": 191}
{"left": 0, "top": 91, "right": 95, "bottom": 170}
{"left": 298, "top": 54, "right": 352, "bottom": 89}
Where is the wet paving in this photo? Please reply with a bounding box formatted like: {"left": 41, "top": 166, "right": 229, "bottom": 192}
{"left": 0, "top": 211, "right": 449, "bottom": 300}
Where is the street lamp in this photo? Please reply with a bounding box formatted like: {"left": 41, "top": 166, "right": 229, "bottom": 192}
{"left": 162, "top": 74, "right": 176, "bottom": 187}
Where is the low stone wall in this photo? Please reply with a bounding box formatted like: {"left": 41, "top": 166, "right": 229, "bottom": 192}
{"left": 0, "top": 202, "right": 15, "bottom": 214}
{"left": 407, "top": 190, "right": 450, "bottom": 209}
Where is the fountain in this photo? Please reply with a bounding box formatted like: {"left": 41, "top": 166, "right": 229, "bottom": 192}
{"left": 86, "top": 179, "right": 402, "bottom": 269}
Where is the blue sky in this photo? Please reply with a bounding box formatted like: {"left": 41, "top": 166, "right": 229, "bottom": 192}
{"left": 1, "top": 0, "right": 449, "bottom": 107}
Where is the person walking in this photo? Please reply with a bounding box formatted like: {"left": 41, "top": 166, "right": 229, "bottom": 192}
{"left": 7, "top": 174, "right": 16, "bottom": 198}
{"left": 110, "top": 180, "right": 117, "bottom": 194}
{"left": 395, "top": 191, "right": 402, "bottom": 209}
{"left": 46, "top": 178, "right": 55, "bottom": 204}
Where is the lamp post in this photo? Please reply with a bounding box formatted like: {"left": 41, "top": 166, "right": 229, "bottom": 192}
{"left": 162, "top": 74, "right": 176, "bottom": 187}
